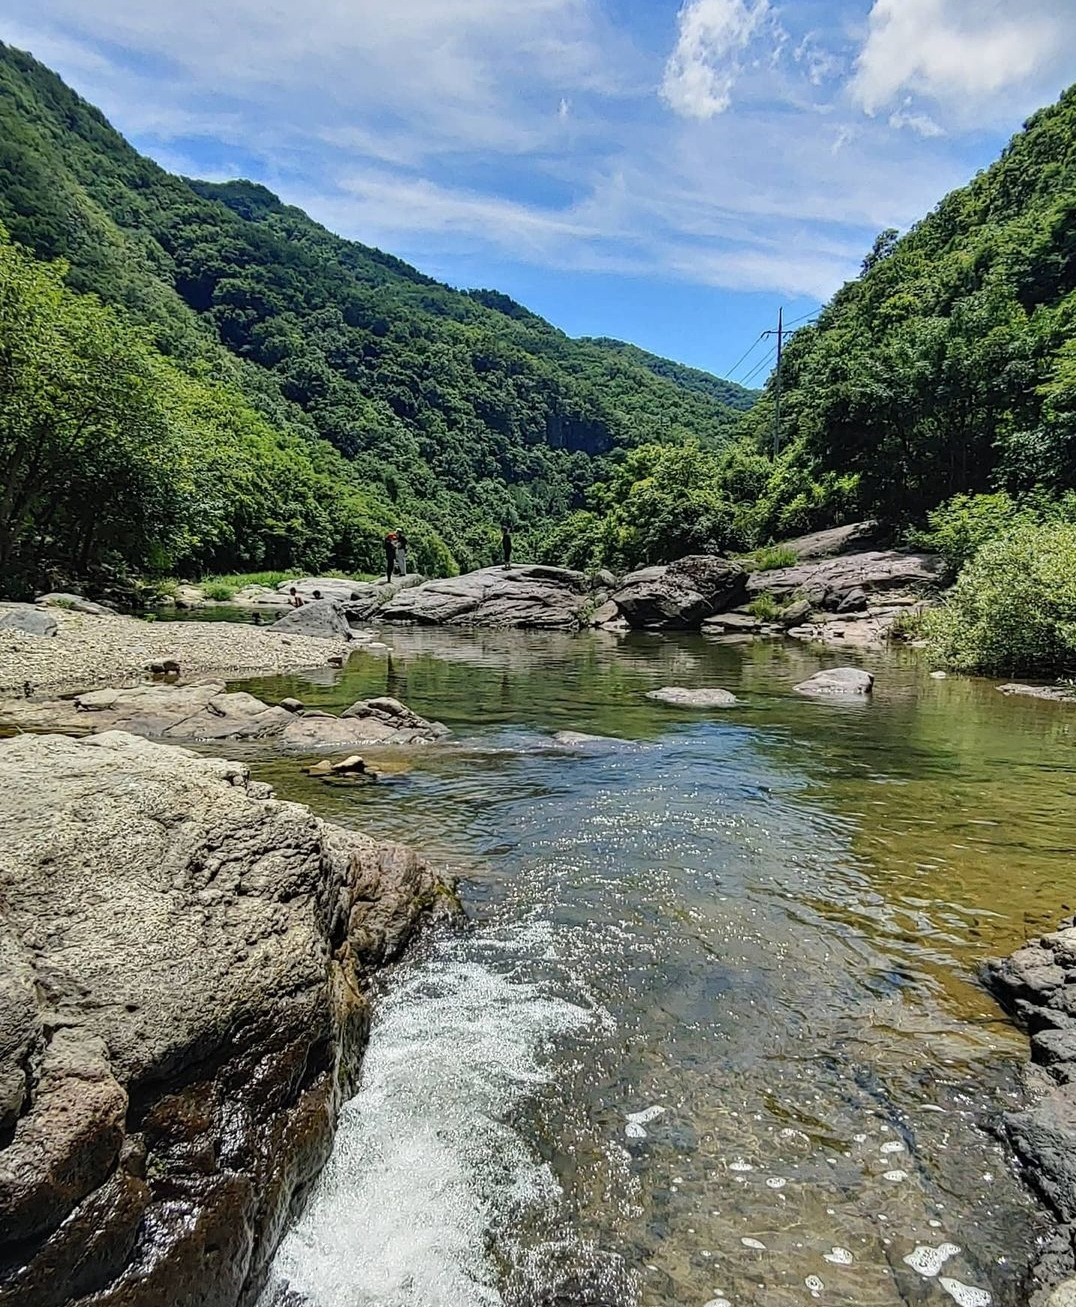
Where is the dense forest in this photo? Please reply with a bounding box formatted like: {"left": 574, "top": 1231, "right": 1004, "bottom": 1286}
{"left": 0, "top": 42, "right": 753, "bottom": 596}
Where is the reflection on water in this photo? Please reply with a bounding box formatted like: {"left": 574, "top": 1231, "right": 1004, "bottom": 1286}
{"left": 250, "top": 628, "right": 1075, "bottom": 1307}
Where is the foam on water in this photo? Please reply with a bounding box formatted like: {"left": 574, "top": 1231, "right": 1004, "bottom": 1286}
{"left": 262, "top": 940, "right": 597, "bottom": 1307}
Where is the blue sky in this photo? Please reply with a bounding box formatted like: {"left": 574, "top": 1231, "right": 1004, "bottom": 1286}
{"left": 6, "top": 0, "right": 1076, "bottom": 382}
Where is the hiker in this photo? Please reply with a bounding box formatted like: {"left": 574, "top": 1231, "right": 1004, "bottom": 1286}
{"left": 384, "top": 532, "right": 397, "bottom": 585}
{"left": 395, "top": 529, "right": 408, "bottom": 577}
{"left": 288, "top": 586, "right": 305, "bottom": 608}
{"left": 501, "top": 524, "right": 513, "bottom": 569}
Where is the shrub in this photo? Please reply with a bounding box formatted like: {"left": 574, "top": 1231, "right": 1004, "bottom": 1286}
{"left": 750, "top": 545, "right": 798, "bottom": 571}
{"left": 748, "top": 591, "right": 781, "bottom": 621}
{"left": 911, "top": 492, "right": 1031, "bottom": 574}
{"left": 925, "top": 521, "right": 1076, "bottom": 674}
{"left": 202, "top": 582, "right": 236, "bottom": 602}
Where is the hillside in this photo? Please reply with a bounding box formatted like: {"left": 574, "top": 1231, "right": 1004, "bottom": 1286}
{"left": 582, "top": 337, "right": 759, "bottom": 410}
{"left": 0, "top": 42, "right": 752, "bottom": 586}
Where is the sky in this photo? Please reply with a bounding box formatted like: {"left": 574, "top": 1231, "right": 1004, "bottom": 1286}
{"left": 5, "top": 0, "right": 1076, "bottom": 382}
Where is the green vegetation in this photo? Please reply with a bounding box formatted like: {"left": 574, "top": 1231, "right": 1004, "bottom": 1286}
{"left": 748, "top": 545, "right": 799, "bottom": 572}
{"left": 925, "top": 522, "right": 1076, "bottom": 674}
{"left": 0, "top": 42, "right": 752, "bottom": 595}
{"left": 747, "top": 592, "right": 781, "bottom": 622}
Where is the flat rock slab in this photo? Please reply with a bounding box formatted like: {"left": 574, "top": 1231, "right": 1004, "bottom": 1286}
{"left": 0, "top": 605, "right": 58, "bottom": 638}
{"left": 0, "top": 730, "right": 452, "bottom": 1307}
{"left": 611, "top": 556, "right": 747, "bottom": 629}
{"left": 380, "top": 565, "right": 590, "bottom": 630}
{"left": 35, "top": 592, "right": 115, "bottom": 616}
{"left": 794, "top": 667, "right": 874, "bottom": 696}
{"left": 998, "top": 683, "right": 1076, "bottom": 704}
{"left": 646, "top": 687, "right": 739, "bottom": 708}
{"left": 778, "top": 520, "right": 883, "bottom": 559}
{"left": 551, "top": 731, "right": 618, "bottom": 745}
{"left": 747, "top": 550, "right": 943, "bottom": 602}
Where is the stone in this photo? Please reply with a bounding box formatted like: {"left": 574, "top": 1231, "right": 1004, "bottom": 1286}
{"left": 269, "top": 598, "right": 353, "bottom": 641}
{"left": 0, "top": 731, "right": 454, "bottom": 1307}
{"left": 280, "top": 697, "right": 448, "bottom": 750}
{"left": 835, "top": 587, "right": 868, "bottom": 614}
{"left": 276, "top": 577, "right": 365, "bottom": 604}
{"left": 998, "top": 684, "right": 1076, "bottom": 704}
{"left": 279, "top": 697, "right": 305, "bottom": 713}
{"left": 746, "top": 550, "right": 943, "bottom": 603}
{"left": 379, "top": 565, "right": 590, "bottom": 630}
{"left": 1005, "top": 1084, "right": 1076, "bottom": 1223}
{"left": 0, "top": 605, "right": 58, "bottom": 638}
{"left": 610, "top": 556, "right": 747, "bottom": 630}
{"left": 931, "top": 671, "right": 948, "bottom": 679}
{"left": 1047, "top": 1279, "right": 1076, "bottom": 1307}
{"left": 646, "top": 687, "right": 739, "bottom": 708}
{"left": 780, "top": 598, "right": 813, "bottom": 625}
{"left": 794, "top": 667, "right": 874, "bottom": 697}
{"left": 588, "top": 600, "right": 620, "bottom": 627}
{"left": 34, "top": 592, "right": 114, "bottom": 616}
{"left": 701, "top": 611, "right": 765, "bottom": 636}
{"left": 551, "top": 731, "right": 615, "bottom": 746}
{"left": 1032, "top": 1027, "right": 1076, "bottom": 1068}
{"left": 147, "top": 658, "right": 181, "bottom": 674}
{"left": 305, "top": 755, "right": 372, "bottom": 780}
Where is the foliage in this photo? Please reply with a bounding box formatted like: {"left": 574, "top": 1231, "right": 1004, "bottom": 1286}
{"left": 912, "top": 489, "right": 1076, "bottom": 574}
{"left": 749, "top": 545, "right": 798, "bottom": 571}
{"left": 924, "top": 522, "right": 1076, "bottom": 674}
{"left": 747, "top": 592, "right": 781, "bottom": 621}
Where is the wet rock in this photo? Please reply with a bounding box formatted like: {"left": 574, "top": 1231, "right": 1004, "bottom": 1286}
{"left": 279, "top": 697, "right": 305, "bottom": 713}
{"left": 998, "top": 684, "right": 1076, "bottom": 704}
{"left": 747, "top": 550, "right": 943, "bottom": 603}
{"left": 0, "top": 730, "right": 454, "bottom": 1307}
{"left": 551, "top": 731, "right": 615, "bottom": 745}
{"left": 794, "top": 667, "right": 874, "bottom": 697}
{"left": 780, "top": 598, "right": 813, "bottom": 625}
{"left": 701, "top": 611, "right": 766, "bottom": 636}
{"left": 0, "top": 605, "right": 58, "bottom": 638}
{"left": 35, "top": 592, "right": 114, "bottom": 616}
{"left": 379, "top": 565, "right": 590, "bottom": 630}
{"left": 646, "top": 686, "right": 739, "bottom": 708}
{"left": 269, "top": 598, "right": 353, "bottom": 641}
{"left": 305, "top": 754, "right": 374, "bottom": 781}
{"left": 610, "top": 556, "right": 747, "bottom": 629}
{"left": 280, "top": 698, "right": 448, "bottom": 751}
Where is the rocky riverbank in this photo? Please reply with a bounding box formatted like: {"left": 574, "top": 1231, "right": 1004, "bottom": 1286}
{"left": 0, "top": 731, "right": 457, "bottom": 1307}
{"left": 0, "top": 607, "right": 353, "bottom": 697}
{"left": 984, "top": 922, "right": 1076, "bottom": 1305}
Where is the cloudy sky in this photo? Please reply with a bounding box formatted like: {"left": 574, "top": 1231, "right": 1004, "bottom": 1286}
{"left": 5, "top": 0, "right": 1076, "bottom": 378}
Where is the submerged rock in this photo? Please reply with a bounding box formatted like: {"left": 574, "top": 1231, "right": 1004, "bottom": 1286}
{"left": 0, "top": 605, "right": 58, "bottom": 638}
{"left": 646, "top": 686, "right": 739, "bottom": 708}
{"left": 0, "top": 731, "right": 454, "bottom": 1307}
{"left": 379, "top": 565, "right": 591, "bottom": 630}
{"left": 793, "top": 667, "right": 874, "bottom": 697}
{"left": 610, "top": 556, "right": 747, "bottom": 629}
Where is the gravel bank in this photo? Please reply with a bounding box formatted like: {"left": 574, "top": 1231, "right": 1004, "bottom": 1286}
{"left": 0, "top": 610, "right": 352, "bottom": 696}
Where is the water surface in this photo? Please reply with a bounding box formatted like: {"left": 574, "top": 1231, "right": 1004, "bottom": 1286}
{"left": 245, "top": 629, "right": 1076, "bottom": 1307}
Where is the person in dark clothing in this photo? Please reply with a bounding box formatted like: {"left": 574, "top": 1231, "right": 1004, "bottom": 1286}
{"left": 384, "top": 533, "right": 397, "bottom": 585}
{"left": 501, "top": 524, "right": 513, "bottom": 569}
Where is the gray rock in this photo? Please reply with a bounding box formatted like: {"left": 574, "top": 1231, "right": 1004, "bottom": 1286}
{"left": 269, "top": 598, "right": 353, "bottom": 640}
{"left": 746, "top": 550, "right": 943, "bottom": 603}
{"left": 280, "top": 697, "right": 448, "bottom": 750}
{"left": 0, "top": 605, "right": 58, "bottom": 638}
{"left": 276, "top": 577, "right": 365, "bottom": 604}
{"left": 0, "top": 730, "right": 454, "bottom": 1307}
{"left": 34, "top": 592, "right": 114, "bottom": 616}
{"left": 588, "top": 600, "right": 620, "bottom": 627}
{"left": 777, "top": 521, "right": 884, "bottom": 559}
{"left": 998, "top": 683, "right": 1076, "bottom": 704}
{"left": 780, "top": 598, "right": 813, "bottom": 625}
{"left": 1005, "top": 1084, "right": 1076, "bottom": 1223}
{"left": 551, "top": 731, "right": 616, "bottom": 746}
{"left": 1033, "top": 1027, "right": 1076, "bottom": 1068}
{"left": 702, "top": 611, "right": 765, "bottom": 636}
{"left": 610, "top": 556, "right": 747, "bottom": 629}
{"left": 794, "top": 667, "right": 874, "bottom": 697}
{"left": 646, "top": 687, "right": 739, "bottom": 708}
{"left": 279, "top": 697, "right": 305, "bottom": 713}
{"left": 835, "top": 586, "right": 869, "bottom": 614}
{"left": 380, "top": 565, "right": 590, "bottom": 630}
{"left": 1047, "top": 1279, "right": 1076, "bottom": 1307}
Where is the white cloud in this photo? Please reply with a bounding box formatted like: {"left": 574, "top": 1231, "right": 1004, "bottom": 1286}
{"left": 888, "top": 109, "right": 944, "bottom": 139}
{"left": 851, "top": 0, "right": 1076, "bottom": 119}
{"left": 661, "top": 0, "right": 771, "bottom": 119}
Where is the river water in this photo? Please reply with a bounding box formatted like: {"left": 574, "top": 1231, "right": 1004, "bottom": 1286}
{"left": 240, "top": 628, "right": 1076, "bottom": 1307}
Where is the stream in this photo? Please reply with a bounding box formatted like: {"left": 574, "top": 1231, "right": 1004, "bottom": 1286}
{"left": 234, "top": 628, "right": 1075, "bottom": 1307}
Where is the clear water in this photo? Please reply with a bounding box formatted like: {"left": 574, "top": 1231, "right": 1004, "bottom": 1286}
{"left": 245, "top": 628, "right": 1076, "bottom": 1307}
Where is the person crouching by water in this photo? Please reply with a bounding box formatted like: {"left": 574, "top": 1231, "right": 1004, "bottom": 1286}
{"left": 288, "top": 586, "right": 305, "bottom": 608}
{"left": 384, "top": 532, "right": 397, "bottom": 585}
{"left": 501, "top": 523, "right": 513, "bottom": 569}
{"left": 395, "top": 528, "right": 408, "bottom": 577}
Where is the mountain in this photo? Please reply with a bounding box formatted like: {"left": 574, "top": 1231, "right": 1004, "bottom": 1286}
{"left": 582, "top": 338, "right": 759, "bottom": 411}
{"left": 737, "top": 84, "right": 1076, "bottom": 524}
{"left": 0, "top": 42, "right": 754, "bottom": 583}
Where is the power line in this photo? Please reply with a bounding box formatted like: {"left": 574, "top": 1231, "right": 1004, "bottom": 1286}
{"left": 740, "top": 343, "right": 777, "bottom": 387}
{"left": 784, "top": 309, "right": 819, "bottom": 328}
{"left": 725, "top": 331, "right": 768, "bottom": 380}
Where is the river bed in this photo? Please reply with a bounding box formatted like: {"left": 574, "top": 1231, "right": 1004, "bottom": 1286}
{"left": 237, "top": 628, "right": 1075, "bottom": 1307}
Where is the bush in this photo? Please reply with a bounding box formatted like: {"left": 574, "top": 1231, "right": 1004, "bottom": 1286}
{"left": 750, "top": 545, "right": 798, "bottom": 571}
{"left": 202, "top": 582, "right": 236, "bottom": 602}
{"left": 913, "top": 490, "right": 1076, "bottom": 575}
{"left": 925, "top": 521, "right": 1076, "bottom": 674}
{"left": 748, "top": 592, "right": 781, "bottom": 621}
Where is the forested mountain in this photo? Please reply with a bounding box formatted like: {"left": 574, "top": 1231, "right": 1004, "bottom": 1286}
{"left": 581, "top": 338, "right": 759, "bottom": 411}
{"left": 0, "top": 42, "right": 751, "bottom": 591}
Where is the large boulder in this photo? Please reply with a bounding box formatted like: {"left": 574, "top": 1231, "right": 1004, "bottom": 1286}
{"left": 609, "top": 556, "right": 747, "bottom": 629}
{"left": 35, "top": 593, "right": 114, "bottom": 616}
{"left": 268, "top": 598, "right": 353, "bottom": 640}
{"left": 279, "top": 698, "right": 448, "bottom": 750}
{"left": 646, "top": 686, "right": 739, "bottom": 708}
{"left": 275, "top": 578, "right": 365, "bottom": 605}
{"left": 0, "top": 605, "right": 58, "bottom": 638}
{"left": 793, "top": 667, "right": 874, "bottom": 696}
{"left": 746, "top": 550, "right": 943, "bottom": 604}
{"left": 379, "top": 566, "right": 590, "bottom": 630}
{"left": 0, "top": 731, "right": 454, "bottom": 1307}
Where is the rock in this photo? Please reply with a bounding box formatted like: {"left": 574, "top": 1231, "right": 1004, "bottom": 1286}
{"left": 280, "top": 697, "right": 448, "bottom": 750}
{"left": 0, "top": 605, "right": 58, "bottom": 638}
{"left": 0, "top": 731, "right": 454, "bottom": 1307}
{"left": 746, "top": 550, "right": 943, "bottom": 603}
{"left": 551, "top": 731, "right": 615, "bottom": 746}
{"left": 931, "top": 671, "right": 948, "bottom": 679}
{"left": 835, "top": 587, "right": 869, "bottom": 614}
{"left": 1005, "top": 1084, "right": 1076, "bottom": 1223}
{"left": 1033, "top": 1028, "right": 1076, "bottom": 1067}
{"left": 269, "top": 598, "right": 353, "bottom": 641}
{"left": 646, "top": 687, "right": 739, "bottom": 708}
{"left": 794, "top": 667, "right": 874, "bottom": 697}
{"left": 279, "top": 697, "right": 305, "bottom": 714}
{"left": 1047, "top": 1279, "right": 1076, "bottom": 1307}
{"left": 34, "top": 592, "right": 114, "bottom": 616}
{"left": 610, "top": 556, "right": 747, "bottom": 629}
{"left": 998, "top": 684, "right": 1076, "bottom": 704}
{"left": 588, "top": 600, "right": 620, "bottom": 627}
{"left": 305, "top": 755, "right": 372, "bottom": 780}
{"left": 147, "top": 658, "right": 181, "bottom": 675}
{"left": 777, "top": 521, "right": 884, "bottom": 559}
{"left": 380, "top": 565, "right": 590, "bottom": 630}
{"left": 276, "top": 578, "right": 365, "bottom": 604}
{"left": 594, "top": 569, "right": 617, "bottom": 590}
{"left": 780, "top": 598, "right": 813, "bottom": 625}
{"left": 701, "top": 611, "right": 765, "bottom": 636}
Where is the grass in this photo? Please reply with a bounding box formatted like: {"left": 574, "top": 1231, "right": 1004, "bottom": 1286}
{"left": 888, "top": 608, "right": 929, "bottom": 642}
{"left": 747, "top": 591, "right": 782, "bottom": 621}
{"left": 748, "top": 545, "right": 799, "bottom": 572}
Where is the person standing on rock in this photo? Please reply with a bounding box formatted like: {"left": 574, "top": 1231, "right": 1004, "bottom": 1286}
{"left": 395, "top": 529, "right": 408, "bottom": 577}
{"left": 384, "top": 532, "right": 397, "bottom": 585}
{"left": 501, "top": 524, "right": 513, "bottom": 569}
